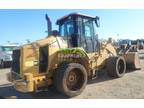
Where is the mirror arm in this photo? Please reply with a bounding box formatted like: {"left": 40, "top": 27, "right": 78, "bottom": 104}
{"left": 95, "top": 16, "right": 100, "bottom": 27}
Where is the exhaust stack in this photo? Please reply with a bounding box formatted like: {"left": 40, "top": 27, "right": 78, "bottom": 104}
{"left": 45, "top": 14, "right": 52, "bottom": 37}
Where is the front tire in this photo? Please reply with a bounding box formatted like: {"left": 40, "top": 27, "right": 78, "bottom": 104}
{"left": 106, "top": 56, "right": 126, "bottom": 78}
{"left": 54, "top": 62, "right": 87, "bottom": 97}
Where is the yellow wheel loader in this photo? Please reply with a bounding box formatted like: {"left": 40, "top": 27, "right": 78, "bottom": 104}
{"left": 11, "top": 13, "right": 141, "bottom": 97}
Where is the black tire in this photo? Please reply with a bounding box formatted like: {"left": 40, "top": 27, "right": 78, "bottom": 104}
{"left": 106, "top": 56, "right": 126, "bottom": 78}
{"left": 54, "top": 62, "right": 87, "bottom": 97}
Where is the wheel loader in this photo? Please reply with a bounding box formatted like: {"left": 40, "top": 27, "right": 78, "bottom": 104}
{"left": 11, "top": 13, "right": 141, "bottom": 97}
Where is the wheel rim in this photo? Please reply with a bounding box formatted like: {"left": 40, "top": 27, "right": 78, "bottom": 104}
{"left": 66, "top": 68, "right": 84, "bottom": 91}
{"left": 118, "top": 59, "right": 125, "bottom": 74}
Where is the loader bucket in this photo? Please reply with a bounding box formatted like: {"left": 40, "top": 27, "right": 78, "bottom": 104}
{"left": 124, "top": 52, "right": 141, "bottom": 70}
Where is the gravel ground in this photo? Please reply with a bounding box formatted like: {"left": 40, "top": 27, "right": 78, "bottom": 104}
{"left": 0, "top": 52, "right": 144, "bottom": 99}
{"left": 75, "top": 65, "right": 144, "bottom": 99}
{"left": 0, "top": 68, "right": 12, "bottom": 86}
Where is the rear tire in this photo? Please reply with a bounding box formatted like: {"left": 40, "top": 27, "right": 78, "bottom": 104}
{"left": 54, "top": 62, "right": 87, "bottom": 97}
{"left": 106, "top": 56, "right": 126, "bottom": 78}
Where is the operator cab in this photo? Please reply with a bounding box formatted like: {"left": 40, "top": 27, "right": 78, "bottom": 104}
{"left": 56, "top": 13, "right": 100, "bottom": 53}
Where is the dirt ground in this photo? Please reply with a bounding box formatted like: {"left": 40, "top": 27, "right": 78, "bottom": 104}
{"left": 0, "top": 51, "right": 144, "bottom": 99}
{"left": 75, "top": 62, "right": 144, "bottom": 99}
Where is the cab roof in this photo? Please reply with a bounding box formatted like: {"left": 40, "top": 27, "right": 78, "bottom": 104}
{"left": 56, "top": 13, "right": 96, "bottom": 25}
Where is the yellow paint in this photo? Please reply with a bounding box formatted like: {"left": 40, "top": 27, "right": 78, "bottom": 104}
{"left": 25, "top": 61, "right": 34, "bottom": 67}
{"left": 13, "top": 35, "right": 119, "bottom": 93}
{"left": 24, "top": 73, "right": 34, "bottom": 92}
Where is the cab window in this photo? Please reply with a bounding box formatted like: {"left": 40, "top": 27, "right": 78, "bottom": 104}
{"left": 59, "top": 20, "right": 74, "bottom": 37}
{"left": 83, "top": 19, "right": 94, "bottom": 38}
{"left": 1, "top": 46, "right": 14, "bottom": 52}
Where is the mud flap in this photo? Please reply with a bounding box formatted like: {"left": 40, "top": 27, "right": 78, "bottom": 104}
{"left": 124, "top": 52, "right": 141, "bottom": 70}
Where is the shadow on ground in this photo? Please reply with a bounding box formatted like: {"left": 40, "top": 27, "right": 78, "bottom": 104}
{"left": 0, "top": 86, "right": 69, "bottom": 99}
{"left": 86, "top": 68, "right": 139, "bottom": 84}
{"left": 88, "top": 70, "right": 115, "bottom": 84}
{"left": 0, "top": 70, "right": 110, "bottom": 99}
{"left": 0, "top": 68, "right": 139, "bottom": 99}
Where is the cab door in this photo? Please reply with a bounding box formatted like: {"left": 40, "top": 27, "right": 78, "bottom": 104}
{"left": 59, "top": 20, "right": 78, "bottom": 48}
{"left": 83, "top": 19, "right": 95, "bottom": 53}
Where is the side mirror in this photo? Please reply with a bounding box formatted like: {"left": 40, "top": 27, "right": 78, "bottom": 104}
{"left": 95, "top": 16, "right": 100, "bottom": 27}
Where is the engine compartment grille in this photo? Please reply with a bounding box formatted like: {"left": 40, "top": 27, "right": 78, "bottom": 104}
{"left": 11, "top": 49, "right": 20, "bottom": 74}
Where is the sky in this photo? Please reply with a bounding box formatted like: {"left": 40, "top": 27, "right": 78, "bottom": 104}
{"left": 0, "top": 9, "right": 144, "bottom": 44}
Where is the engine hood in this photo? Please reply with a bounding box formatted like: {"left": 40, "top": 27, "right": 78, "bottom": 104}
{"left": 23, "top": 35, "right": 67, "bottom": 49}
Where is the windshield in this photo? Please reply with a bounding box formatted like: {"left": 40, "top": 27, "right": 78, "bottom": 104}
{"left": 1, "top": 46, "right": 15, "bottom": 52}
{"left": 120, "top": 40, "right": 129, "bottom": 44}
{"left": 131, "top": 41, "right": 137, "bottom": 45}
